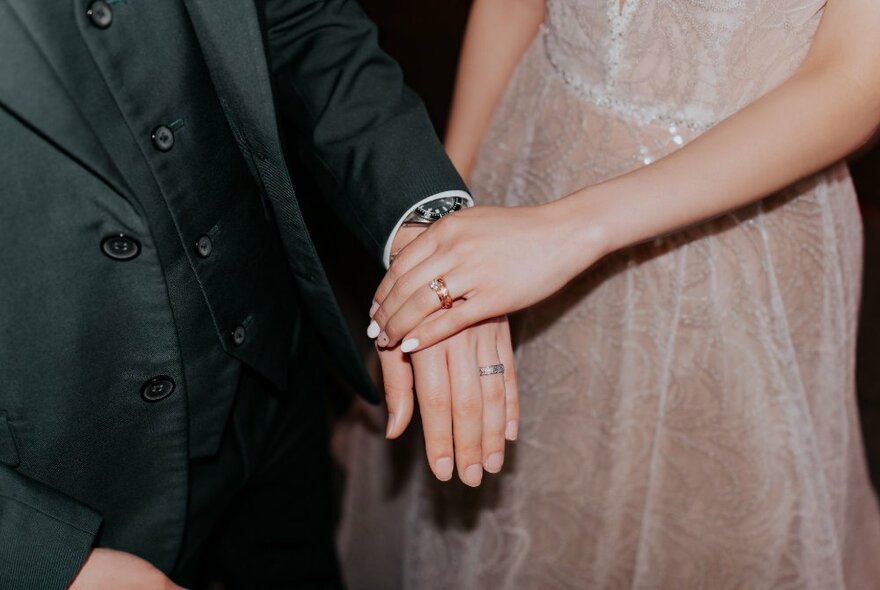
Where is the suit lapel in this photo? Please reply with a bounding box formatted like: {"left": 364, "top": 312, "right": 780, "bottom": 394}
{"left": 184, "top": 0, "right": 379, "bottom": 399}
{"left": 183, "top": 0, "right": 330, "bottom": 279}
{"left": 0, "top": 0, "right": 132, "bottom": 202}
{"left": 182, "top": 0, "right": 281, "bottom": 160}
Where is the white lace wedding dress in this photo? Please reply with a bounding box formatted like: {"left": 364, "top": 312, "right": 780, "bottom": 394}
{"left": 338, "top": 1, "right": 880, "bottom": 587}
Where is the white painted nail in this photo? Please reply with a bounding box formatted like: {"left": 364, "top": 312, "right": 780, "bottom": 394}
{"left": 400, "top": 338, "right": 420, "bottom": 353}
{"left": 369, "top": 301, "right": 379, "bottom": 317}
{"left": 367, "top": 320, "right": 381, "bottom": 339}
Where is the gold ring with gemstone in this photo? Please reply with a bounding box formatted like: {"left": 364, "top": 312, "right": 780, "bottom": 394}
{"left": 429, "top": 277, "right": 453, "bottom": 310}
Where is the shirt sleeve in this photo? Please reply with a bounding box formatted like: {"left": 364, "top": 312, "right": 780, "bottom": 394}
{"left": 383, "top": 190, "right": 474, "bottom": 268}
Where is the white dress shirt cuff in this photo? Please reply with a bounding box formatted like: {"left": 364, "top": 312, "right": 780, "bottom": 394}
{"left": 383, "top": 190, "right": 474, "bottom": 268}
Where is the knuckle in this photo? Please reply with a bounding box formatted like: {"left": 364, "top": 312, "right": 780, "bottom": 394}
{"left": 506, "top": 403, "right": 521, "bottom": 421}
{"left": 483, "top": 444, "right": 504, "bottom": 458}
{"left": 484, "top": 429, "right": 505, "bottom": 445}
{"left": 375, "top": 281, "right": 390, "bottom": 301}
{"left": 455, "top": 441, "right": 482, "bottom": 460}
{"left": 482, "top": 383, "right": 505, "bottom": 404}
{"left": 384, "top": 318, "right": 403, "bottom": 341}
{"left": 422, "top": 392, "right": 450, "bottom": 414}
{"left": 427, "top": 436, "right": 454, "bottom": 456}
{"left": 454, "top": 394, "right": 483, "bottom": 417}
{"left": 387, "top": 263, "right": 404, "bottom": 284}
{"left": 505, "top": 376, "right": 519, "bottom": 393}
{"left": 397, "top": 274, "right": 420, "bottom": 297}
{"left": 384, "top": 386, "right": 410, "bottom": 402}
{"left": 393, "top": 248, "right": 410, "bottom": 268}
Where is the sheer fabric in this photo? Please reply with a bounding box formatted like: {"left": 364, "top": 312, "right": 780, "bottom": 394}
{"left": 338, "top": 2, "right": 880, "bottom": 587}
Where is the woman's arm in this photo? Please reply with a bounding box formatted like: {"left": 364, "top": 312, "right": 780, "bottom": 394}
{"left": 444, "top": 0, "right": 546, "bottom": 181}
{"left": 369, "top": 0, "right": 880, "bottom": 351}
{"left": 564, "top": 0, "right": 880, "bottom": 260}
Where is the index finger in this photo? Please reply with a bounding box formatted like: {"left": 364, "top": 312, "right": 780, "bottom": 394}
{"left": 411, "top": 345, "right": 455, "bottom": 481}
{"left": 373, "top": 228, "right": 437, "bottom": 311}
{"left": 377, "top": 343, "right": 415, "bottom": 439}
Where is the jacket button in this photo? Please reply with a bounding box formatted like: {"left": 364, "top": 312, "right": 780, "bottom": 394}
{"left": 101, "top": 234, "right": 140, "bottom": 261}
{"left": 140, "top": 376, "right": 175, "bottom": 402}
{"left": 195, "top": 235, "right": 213, "bottom": 258}
{"left": 232, "top": 325, "right": 246, "bottom": 346}
{"left": 151, "top": 125, "right": 175, "bottom": 152}
{"left": 86, "top": 1, "right": 113, "bottom": 29}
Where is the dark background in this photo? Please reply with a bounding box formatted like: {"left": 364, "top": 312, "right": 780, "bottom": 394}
{"left": 340, "top": 0, "right": 880, "bottom": 487}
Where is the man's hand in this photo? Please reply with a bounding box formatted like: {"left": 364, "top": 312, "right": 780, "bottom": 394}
{"left": 378, "top": 316, "right": 518, "bottom": 487}
{"left": 70, "top": 548, "right": 184, "bottom": 589}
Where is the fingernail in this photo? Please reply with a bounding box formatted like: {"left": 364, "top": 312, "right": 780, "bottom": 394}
{"left": 385, "top": 412, "right": 397, "bottom": 438}
{"left": 435, "top": 457, "right": 454, "bottom": 481}
{"left": 463, "top": 464, "right": 484, "bottom": 487}
{"left": 377, "top": 332, "right": 390, "bottom": 347}
{"left": 367, "top": 320, "right": 380, "bottom": 339}
{"left": 400, "top": 338, "right": 420, "bottom": 353}
{"left": 369, "top": 301, "right": 379, "bottom": 317}
{"left": 485, "top": 452, "right": 504, "bottom": 473}
{"left": 505, "top": 421, "right": 518, "bottom": 441}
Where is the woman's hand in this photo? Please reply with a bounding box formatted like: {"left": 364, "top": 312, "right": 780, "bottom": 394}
{"left": 369, "top": 202, "right": 607, "bottom": 352}
{"left": 378, "top": 315, "right": 519, "bottom": 486}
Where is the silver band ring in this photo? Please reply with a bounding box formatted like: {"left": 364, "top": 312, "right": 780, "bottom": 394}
{"left": 479, "top": 364, "right": 505, "bottom": 377}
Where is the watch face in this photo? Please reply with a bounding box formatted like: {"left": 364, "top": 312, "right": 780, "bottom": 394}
{"left": 416, "top": 197, "right": 463, "bottom": 221}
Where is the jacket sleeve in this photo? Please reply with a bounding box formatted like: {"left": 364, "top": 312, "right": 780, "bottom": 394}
{"left": 0, "top": 463, "right": 102, "bottom": 589}
{"left": 261, "top": 0, "right": 468, "bottom": 261}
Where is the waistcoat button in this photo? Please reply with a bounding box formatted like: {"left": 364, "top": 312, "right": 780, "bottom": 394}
{"left": 101, "top": 234, "right": 141, "bottom": 261}
{"left": 140, "top": 376, "right": 176, "bottom": 402}
{"left": 86, "top": 1, "right": 113, "bottom": 29}
{"left": 232, "top": 325, "right": 247, "bottom": 346}
{"left": 195, "top": 235, "right": 213, "bottom": 258}
{"left": 151, "top": 125, "right": 175, "bottom": 152}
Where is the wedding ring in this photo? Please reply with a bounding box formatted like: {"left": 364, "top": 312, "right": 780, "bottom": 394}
{"left": 479, "top": 364, "right": 505, "bottom": 377}
{"left": 429, "top": 277, "right": 454, "bottom": 310}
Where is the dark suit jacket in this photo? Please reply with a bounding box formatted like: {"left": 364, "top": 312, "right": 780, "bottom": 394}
{"left": 0, "top": 0, "right": 465, "bottom": 586}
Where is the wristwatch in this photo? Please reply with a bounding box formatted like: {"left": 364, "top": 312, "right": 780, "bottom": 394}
{"left": 402, "top": 195, "right": 465, "bottom": 226}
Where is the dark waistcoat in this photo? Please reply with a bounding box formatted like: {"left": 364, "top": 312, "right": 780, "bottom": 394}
{"left": 67, "top": 0, "right": 299, "bottom": 458}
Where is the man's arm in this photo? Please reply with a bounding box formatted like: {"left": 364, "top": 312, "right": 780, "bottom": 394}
{"left": 259, "top": 1, "right": 520, "bottom": 484}
{"left": 260, "top": 0, "right": 469, "bottom": 265}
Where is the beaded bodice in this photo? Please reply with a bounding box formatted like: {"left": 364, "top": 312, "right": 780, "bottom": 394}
{"left": 544, "top": 0, "right": 826, "bottom": 133}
